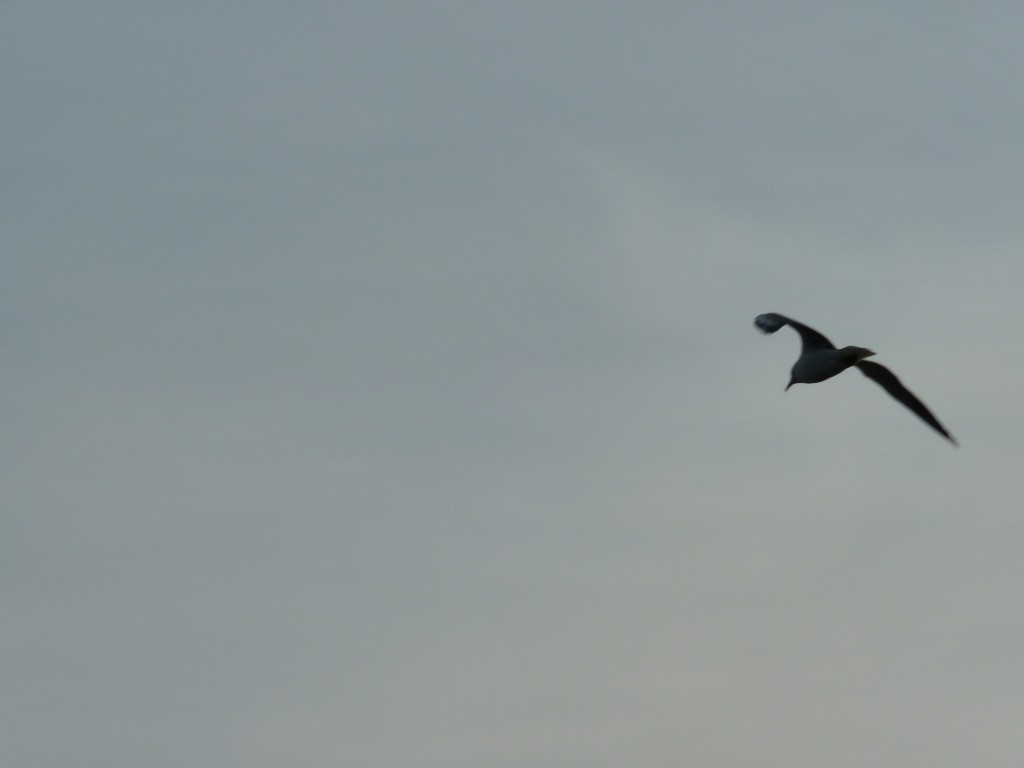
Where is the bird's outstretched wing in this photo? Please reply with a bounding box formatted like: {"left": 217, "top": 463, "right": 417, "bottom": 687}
{"left": 754, "top": 313, "right": 836, "bottom": 352}
{"left": 856, "top": 360, "right": 957, "bottom": 445}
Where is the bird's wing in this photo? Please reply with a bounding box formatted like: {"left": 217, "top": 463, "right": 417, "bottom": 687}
{"left": 856, "top": 360, "right": 957, "bottom": 444}
{"left": 754, "top": 313, "right": 836, "bottom": 351}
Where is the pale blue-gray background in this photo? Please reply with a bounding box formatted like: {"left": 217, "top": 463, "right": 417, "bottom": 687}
{"left": 5, "top": 3, "right": 1023, "bottom": 766}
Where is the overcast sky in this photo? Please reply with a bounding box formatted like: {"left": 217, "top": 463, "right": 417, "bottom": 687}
{"left": 6, "top": 3, "right": 1024, "bottom": 766}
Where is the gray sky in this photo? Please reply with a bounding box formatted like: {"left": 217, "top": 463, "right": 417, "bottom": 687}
{"left": 5, "top": 3, "right": 1024, "bottom": 766}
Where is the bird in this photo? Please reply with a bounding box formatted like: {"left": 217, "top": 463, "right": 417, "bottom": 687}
{"left": 754, "top": 313, "right": 957, "bottom": 445}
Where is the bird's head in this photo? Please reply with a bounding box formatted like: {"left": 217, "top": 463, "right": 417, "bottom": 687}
{"left": 840, "top": 346, "right": 877, "bottom": 362}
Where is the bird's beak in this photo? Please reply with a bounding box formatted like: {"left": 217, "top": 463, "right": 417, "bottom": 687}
{"left": 785, "top": 379, "right": 795, "bottom": 391}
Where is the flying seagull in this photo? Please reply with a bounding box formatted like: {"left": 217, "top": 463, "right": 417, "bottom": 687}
{"left": 754, "top": 313, "right": 957, "bottom": 445}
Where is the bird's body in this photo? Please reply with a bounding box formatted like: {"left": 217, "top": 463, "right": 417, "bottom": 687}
{"left": 789, "top": 347, "right": 874, "bottom": 385}
{"left": 754, "top": 312, "right": 956, "bottom": 444}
